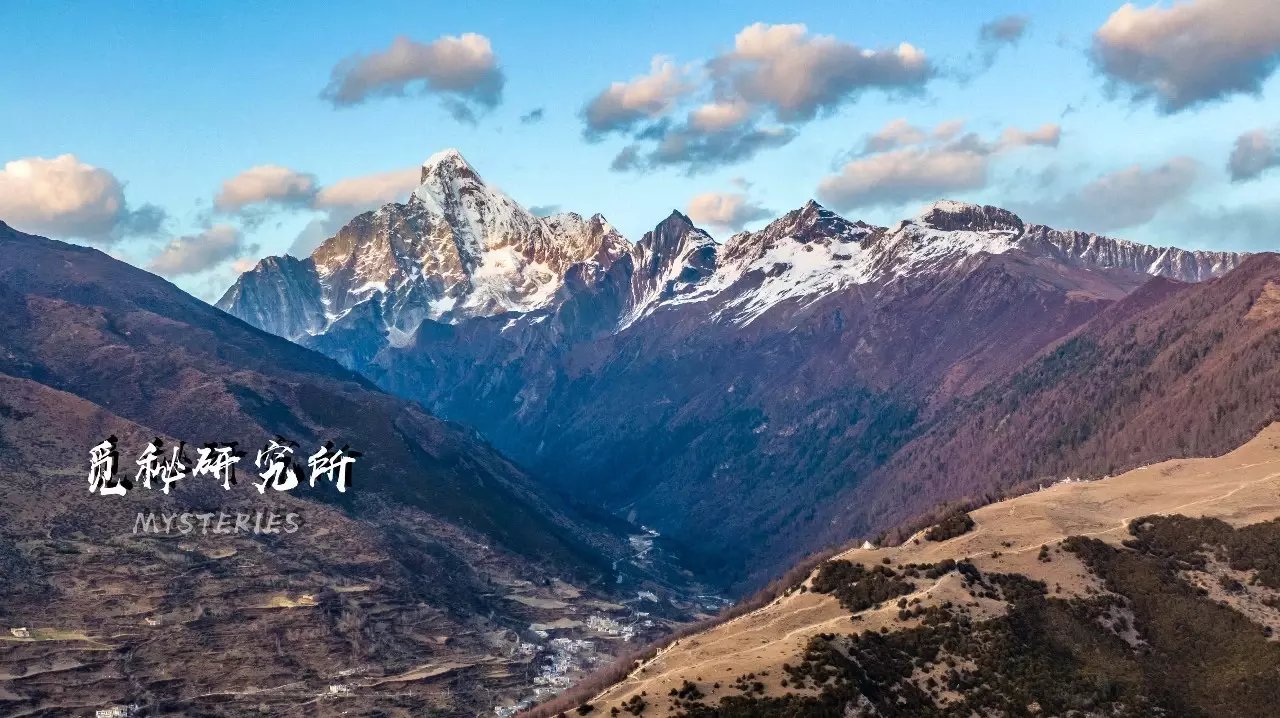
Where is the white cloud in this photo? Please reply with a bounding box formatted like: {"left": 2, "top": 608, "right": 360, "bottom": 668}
{"left": 528, "top": 204, "right": 561, "bottom": 217}
{"left": 582, "top": 56, "right": 695, "bottom": 136}
{"left": 322, "top": 34, "right": 504, "bottom": 121}
{"left": 709, "top": 23, "right": 933, "bottom": 122}
{"left": 0, "top": 154, "right": 164, "bottom": 243}
{"left": 287, "top": 214, "right": 348, "bottom": 258}
{"left": 611, "top": 124, "right": 797, "bottom": 175}
{"left": 863, "top": 118, "right": 929, "bottom": 154}
{"left": 283, "top": 167, "right": 419, "bottom": 257}
{"left": 819, "top": 148, "right": 989, "bottom": 209}
{"left": 314, "top": 167, "right": 419, "bottom": 209}
{"left": 931, "top": 119, "right": 967, "bottom": 143}
{"left": 148, "top": 224, "right": 250, "bottom": 277}
{"left": 686, "top": 192, "right": 772, "bottom": 231}
{"left": 204, "top": 163, "right": 419, "bottom": 258}
{"left": 980, "top": 15, "right": 1029, "bottom": 45}
{"left": 977, "top": 15, "right": 1030, "bottom": 68}
{"left": 688, "top": 100, "right": 753, "bottom": 133}
{"left": 214, "top": 165, "right": 317, "bottom": 212}
{"left": 998, "top": 124, "right": 1062, "bottom": 149}
{"left": 1093, "top": 0, "right": 1280, "bottom": 112}
{"left": 587, "top": 23, "right": 934, "bottom": 173}
{"left": 819, "top": 121, "right": 1060, "bottom": 209}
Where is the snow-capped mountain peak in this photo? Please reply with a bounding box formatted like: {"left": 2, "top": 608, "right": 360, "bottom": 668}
{"left": 219, "top": 149, "right": 630, "bottom": 342}
{"left": 619, "top": 211, "right": 719, "bottom": 327}
{"left": 420, "top": 147, "right": 471, "bottom": 177}
{"left": 742, "top": 200, "right": 875, "bottom": 250}
{"left": 610, "top": 198, "right": 1244, "bottom": 328}
{"left": 219, "top": 153, "right": 1247, "bottom": 356}
{"left": 408, "top": 148, "right": 535, "bottom": 265}
{"left": 870, "top": 203, "right": 1026, "bottom": 281}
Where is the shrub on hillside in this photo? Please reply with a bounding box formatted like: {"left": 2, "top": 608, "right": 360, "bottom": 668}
{"left": 924, "top": 509, "right": 975, "bottom": 542}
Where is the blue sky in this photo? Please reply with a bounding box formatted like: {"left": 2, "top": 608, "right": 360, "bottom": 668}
{"left": 2, "top": 0, "right": 1278, "bottom": 300}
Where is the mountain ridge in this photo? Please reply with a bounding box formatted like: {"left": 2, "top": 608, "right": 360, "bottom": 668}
{"left": 833, "top": 250, "right": 1280, "bottom": 548}
{"left": 0, "top": 221, "right": 703, "bottom": 715}
{"left": 218, "top": 150, "right": 1244, "bottom": 346}
{"left": 215, "top": 151, "right": 1252, "bottom": 589}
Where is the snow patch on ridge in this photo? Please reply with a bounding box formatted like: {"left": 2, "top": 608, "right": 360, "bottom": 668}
{"left": 718, "top": 233, "right": 875, "bottom": 325}
{"left": 639, "top": 203, "right": 1023, "bottom": 327}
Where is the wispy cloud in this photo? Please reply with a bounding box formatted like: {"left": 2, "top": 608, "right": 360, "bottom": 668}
{"left": 686, "top": 191, "right": 772, "bottom": 231}
{"left": 584, "top": 23, "right": 935, "bottom": 174}
{"left": 214, "top": 165, "right": 318, "bottom": 212}
{"left": 977, "top": 15, "right": 1029, "bottom": 67}
{"left": 582, "top": 56, "right": 695, "bottom": 138}
{"left": 708, "top": 23, "right": 933, "bottom": 123}
{"left": 1021, "top": 157, "right": 1200, "bottom": 231}
{"left": 321, "top": 33, "right": 504, "bottom": 122}
{"left": 818, "top": 120, "right": 1060, "bottom": 210}
{"left": 148, "top": 224, "right": 256, "bottom": 277}
{"left": 1228, "top": 127, "right": 1280, "bottom": 182}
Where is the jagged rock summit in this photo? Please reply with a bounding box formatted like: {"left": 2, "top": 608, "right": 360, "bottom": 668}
{"left": 219, "top": 150, "right": 1244, "bottom": 349}
{"left": 218, "top": 148, "right": 630, "bottom": 343}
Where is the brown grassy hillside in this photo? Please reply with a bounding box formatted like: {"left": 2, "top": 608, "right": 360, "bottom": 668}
{"left": 569, "top": 422, "right": 1280, "bottom": 717}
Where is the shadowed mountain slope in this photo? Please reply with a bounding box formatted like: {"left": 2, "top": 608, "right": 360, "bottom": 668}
{"left": 0, "top": 221, "right": 700, "bottom": 716}
{"left": 837, "top": 253, "right": 1280, "bottom": 547}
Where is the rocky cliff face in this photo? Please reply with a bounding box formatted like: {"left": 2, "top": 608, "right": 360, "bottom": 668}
{"left": 218, "top": 149, "right": 629, "bottom": 344}
{"left": 215, "top": 254, "right": 326, "bottom": 339}
{"left": 1020, "top": 223, "right": 1239, "bottom": 281}
{"left": 621, "top": 211, "right": 719, "bottom": 327}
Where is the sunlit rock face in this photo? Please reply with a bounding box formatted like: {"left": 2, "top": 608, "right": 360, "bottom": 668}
{"left": 218, "top": 148, "right": 629, "bottom": 345}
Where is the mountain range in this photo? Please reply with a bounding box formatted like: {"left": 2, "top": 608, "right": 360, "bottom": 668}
{"left": 5, "top": 147, "right": 1278, "bottom": 716}
{"left": 0, "top": 221, "right": 703, "bottom": 716}
{"left": 218, "top": 149, "right": 1246, "bottom": 587}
